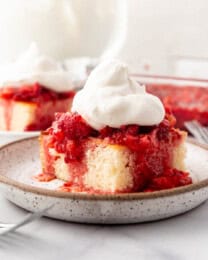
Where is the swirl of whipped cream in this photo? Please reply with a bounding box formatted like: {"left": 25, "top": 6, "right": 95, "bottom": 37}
{"left": 0, "top": 43, "right": 74, "bottom": 92}
{"left": 72, "top": 60, "right": 165, "bottom": 130}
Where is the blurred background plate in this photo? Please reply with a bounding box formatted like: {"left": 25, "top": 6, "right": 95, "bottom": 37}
{"left": 0, "top": 131, "right": 40, "bottom": 146}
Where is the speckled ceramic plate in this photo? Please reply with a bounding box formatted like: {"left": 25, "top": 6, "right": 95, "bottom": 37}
{"left": 0, "top": 137, "right": 208, "bottom": 224}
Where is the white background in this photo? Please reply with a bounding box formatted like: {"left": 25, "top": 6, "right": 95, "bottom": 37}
{"left": 0, "top": 0, "right": 208, "bottom": 75}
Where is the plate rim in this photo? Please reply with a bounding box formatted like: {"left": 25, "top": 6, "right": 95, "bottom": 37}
{"left": 0, "top": 137, "right": 208, "bottom": 201}
{"left": 0, "top": 131, "right": 40, "bottom": 136}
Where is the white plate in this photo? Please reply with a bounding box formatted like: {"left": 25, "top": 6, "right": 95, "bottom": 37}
{"left": 0, "top": 131, "right": 40, "bottom": 145}
{"left": 0, "top": 137, "right": 208, "bottom": 224}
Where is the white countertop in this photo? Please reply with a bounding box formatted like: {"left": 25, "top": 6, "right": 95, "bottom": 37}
{"left": 0, "top": 193, "right": 208, "bottom": 260}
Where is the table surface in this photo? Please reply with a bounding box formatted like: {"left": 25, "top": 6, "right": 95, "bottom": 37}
{"left": 0, "top": 193, "right": 208, "bottom": 260}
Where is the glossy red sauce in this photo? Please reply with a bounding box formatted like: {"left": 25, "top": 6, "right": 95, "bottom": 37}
{"left": 41, "top": 112, "right": 192, "bottom": 193}
{"left": 146, "top": 84, "right": 208, "bottom": 129}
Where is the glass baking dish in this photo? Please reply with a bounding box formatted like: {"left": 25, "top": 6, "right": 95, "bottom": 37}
{"left": 131, "top": 74, "right": 208, "bottom": 129}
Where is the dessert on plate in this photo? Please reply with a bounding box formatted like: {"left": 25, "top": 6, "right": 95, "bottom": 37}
{"left": 39, "top": 60, "right": 192, "bottom": 194}
{"left": 0, "top": 44, "right": 75, "bottom": 131}
{"left": 146, "top": 84, "right": 208, "bottom": 129}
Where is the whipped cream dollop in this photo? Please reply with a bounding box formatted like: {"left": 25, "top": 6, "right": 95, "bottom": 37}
{"left": 72, "top": 60, "right": 165, "bottom": 130}
{"left": 0, "top": 43, "right": 74, "bottom": 92}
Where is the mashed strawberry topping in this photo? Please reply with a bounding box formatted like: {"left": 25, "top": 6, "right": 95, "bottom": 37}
{"left": 0, "top": 83, "right": 74, "bottom": 102}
